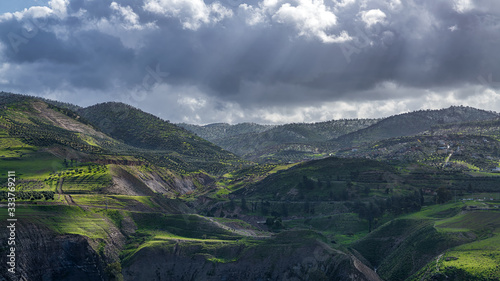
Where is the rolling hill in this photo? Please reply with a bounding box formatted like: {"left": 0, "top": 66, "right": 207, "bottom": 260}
{"left": 2, "top": 92, "right": 500, "bottom": 281}
{"left": 1, "top": 93, "right": 242, "bottom": 174}
{"left": 180, "top": 106, "right": 499, "bottom": 163}
{"left": 178, "top": 122, "right": 276, "bottom": 140}
{"left": 331, "top": 106, "right": 499, "bottom": 148}
{"left": 78, "top": 102, "right": 242, "bottom": 173}
{"left": 179, "top": 119, "right": 379, "bottom": 161}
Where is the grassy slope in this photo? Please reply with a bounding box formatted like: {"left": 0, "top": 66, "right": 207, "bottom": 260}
{"left": 2, "top": 94, "right": 244, "bottom": 175}
{"left": 410, "top": 210, "right": 500, "bottom": 281}
{"left": 78, "top": 102, "right": 242, "bottom": 174}
{"left": 353, "top": 201, "right": 500, "bottom": 281}
{"left": 237, "top": 156, "right": 398, "bottom": 200}
{"left": 3, "top": 93, "right": 500, "bottom": 280}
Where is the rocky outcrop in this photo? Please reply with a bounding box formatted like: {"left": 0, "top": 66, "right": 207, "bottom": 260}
{"left": 0, "top": 222, "right": 107, "bottom": 281}
{"left": 123, "top": 234, "right": 381, "bottom": 281}
{"left": 0, "top": 222, "right": 381, "bottom": 281}
{"left": 107, "top": 165, "right": 214, "bottom": 197}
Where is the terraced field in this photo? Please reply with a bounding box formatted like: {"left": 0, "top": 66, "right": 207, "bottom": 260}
{"left": 406, "top": 202, "right": 500, "bottom": 281}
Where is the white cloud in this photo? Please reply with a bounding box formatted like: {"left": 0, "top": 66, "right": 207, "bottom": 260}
{"left": 130, "top": 83, "right": 246, "bottom": 124}
{"left": 19, "top": 81, "right": 500, "bottom": 125}
{"left": 12, "top": 6, "right": 53, "bottom": 20}
{"left": 48, "top": 0, "right": 69, "bottom": 19}
{"left": 421, "top": 87, "right": 500, "bottom": 111}
{"left": 359, "top": 9, "right": 386, "bottom": 27}
{"left": 142, "top": 0, "right": 233, "bottom": 30}
{"left": 238, "top": 4, "right": 268, "bottom": 26}
{"left": 124, "top": 77, "right": 500, "bottom": 125}
{"left": 0, "top": 62, "right": 11, "bottom": 84}
{"left": 178, "top": 96, "right": 207, "bottom": 111}
{"left": 243, "top": 87, "right": 500, "bottom": 124}
{"left": 110, "top": 2, "right": 143, "bottom": 30}
{"left": 334, "top": 0, "right": 356, "bottom": 8}
{"left": 242, "top": 0, "right": 351, "bottom": 43}
{"left": 261, "top": 0, "right": 283, "bottom": 11}
{"left": 77, "top": 4, "right": 156, "bottom": 48}
{"left": 0, "top": 13, "right": 13, "bottom": 22}
{"left": 111, "top": 3, "right": 139, "bottom": 25}
{"left": 273, "top": 1, "right": 337, "bottom": 34}
{"left": 0, "top": 0, "right": 68, "bottom": 22}
{"left": 387, "top": 0, "right": 402, "bottom": 11}
{"left": 454, "top": 0, "right": 474, "bottom": 13}
{"left": 2, "top": 0, "right": 500, "bottom": 126}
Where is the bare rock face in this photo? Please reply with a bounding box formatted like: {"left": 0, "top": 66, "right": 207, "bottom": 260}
{"left": 0, "top": 222, "right": 107, "bottom": 281}
{"left": 123, "top": 235, "right": 381, "bottom": 281}
{"left": 0, "top": 221, "right": 381, "bottom": 281}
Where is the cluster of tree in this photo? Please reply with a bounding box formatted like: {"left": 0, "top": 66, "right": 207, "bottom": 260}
{"left": 265, "top": 217, "right": 284, "bottom": 231}
{"left": 260, "top": 200, "right": 271, "bottom": 216}
{"left": 352, "top": 190, "right": 424, "bottom": 232}
{"left": 78, "top": 102, "right": 237, "bottom": 162}
{"left": 0, "top": 191, "right": 55, "bottom": 201}
{"left": 8, "top": 118, "right": 102, "bottom": 154}
{"left": 298, "top": 175, "right": 317, "bottom": 190}
{"left": 0, "top": 92, "right": 39, "bottom": 105}
{"left": 436, "top": 186, "right": 452, "bottom": 203}
{"left": 3, "top": 95, "right": 239, "bottom": 176}
{"left": 302, "top": 200, "right": 315, "bottom": 215}
{"left": 139, "top": 151, "right": 238, "bottom": 175}
{"left": 296, "top": 176, "right": 353, "bottom": 201}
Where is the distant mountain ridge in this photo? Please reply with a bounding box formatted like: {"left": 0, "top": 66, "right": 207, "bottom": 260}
{"left": 178, "top": 122, "right": 276, "bottom": 140}
{"left": 178, "top": 119, "right": 380, "bottom": 159}
{"left": 332, "top": 106, "right": 500, "bottom": 148}
{"left": 179, "top": 106, "right": 500, "bottom": 163}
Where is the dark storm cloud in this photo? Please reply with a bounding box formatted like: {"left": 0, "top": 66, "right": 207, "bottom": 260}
{"left": 0, "top": 0, "right": 499, "bottom": 123}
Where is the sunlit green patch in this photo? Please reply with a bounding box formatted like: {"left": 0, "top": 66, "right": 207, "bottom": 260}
{"left": 284, "top": 213, "right": 374, "bottom": 245}
{"left": 439, "top": 235, "right": 500, "bottom": 280}
{"left": 449, "top": 160, "right": 480, "bottom": 171}
{"left": 48, "top": 165, "right": 112, "bottom": 193}
{"left": 403, "top": 202, "right": 463, "bottom": 220}
{"left": 112, "top": 195, "right": 158, "bottom": 209}
{"left": 0, "top": 137, "right": 37, "bottom": 157}
{"left": 435, "top": 211, "right": 500, "bottom": 233}
{"left": 267, "top": 162, "right": 300, "bottom": 174}
{"left": 0, "top": 205, "right": 112, "bottom": 240}
{"left": 70, "top": 194, "right": 125, "bottom": 208}
{"left": 76, "top": 133, "right": 101, "bottom": 147}
{"left": 0, "top": 152, "right": 64, "bottom": 180}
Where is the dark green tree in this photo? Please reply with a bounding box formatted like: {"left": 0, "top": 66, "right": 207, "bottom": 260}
{"left": 241, "top": 197, "right": 248, "bottom": 212}
{"left": 436, "top": 186, "right": 452, "bottom": 203}
{"left": 281, "top": 203, "right": 289, "bottom": 217}
{"left": 303, "top": 200, "right": 310, "bottom": 213}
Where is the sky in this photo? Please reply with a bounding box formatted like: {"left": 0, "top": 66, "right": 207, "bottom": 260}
{"left": 0, "top": 0, "right": 499, "bottom": 124}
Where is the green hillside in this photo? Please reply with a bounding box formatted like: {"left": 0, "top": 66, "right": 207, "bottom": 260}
{"left": 180, "top": 119, "right": 379, "bottom": 161}
{"left": 78, "top": 102, "right": 241, "bottom": 173}
{"left": 180, "top": 107, "right": 499, "bottom": 164}
{"left": 178, "top": 122, "right": 276, "bottom": 140}
{"left": 2, "top": 92, "right": 500, "bottom": 281}
{"left": 332, "top": 106, "right": 499, "bottom": 148}
{"left": 1, "top": 94, "right": 241, "bottom": 174}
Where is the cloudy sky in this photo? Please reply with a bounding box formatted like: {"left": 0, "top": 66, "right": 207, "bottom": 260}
{"left": 0, "top": 0, "right": 499, "bottom": 124}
